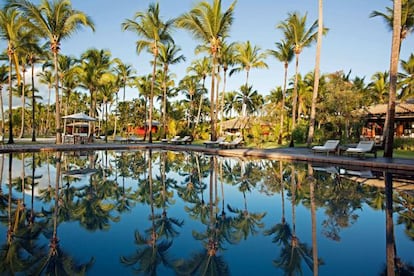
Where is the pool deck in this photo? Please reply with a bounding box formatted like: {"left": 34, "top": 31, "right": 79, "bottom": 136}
{"left": 1, "top": 139, "right": 414, "bottom": 173}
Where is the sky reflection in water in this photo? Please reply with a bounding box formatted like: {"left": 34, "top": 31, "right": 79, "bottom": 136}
{"left": 0, "top": 150, "right": 413, "bottom": 275}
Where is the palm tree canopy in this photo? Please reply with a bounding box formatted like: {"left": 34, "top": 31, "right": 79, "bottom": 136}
{"left": 370, "top": 0, "right": 414, "bottom": 39}
{"left": 122, "top": 2, "right": 175, "bottom": 55}
{"left": 8, "top": 0, "right": 95, "bottom": 51}
{"left": 230, "top": 40, "right": 268, "bottom": 78}
{"left": 267, "top": 39, "right": 294, "bottom": 67}
{"left": 277, "top": 11, "right": 320, "bottom": 55}
{"left": 176, "top": 0, "right": 237, "bottom": 54}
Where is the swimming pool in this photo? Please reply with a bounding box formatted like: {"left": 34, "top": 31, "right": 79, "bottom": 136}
{"left": 0, "top": 149, "right": 413, "bottom": 275}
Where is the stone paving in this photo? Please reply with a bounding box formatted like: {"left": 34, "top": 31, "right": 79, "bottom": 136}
{"left": 1, "top": 138, "right": 414, "bottom": 173}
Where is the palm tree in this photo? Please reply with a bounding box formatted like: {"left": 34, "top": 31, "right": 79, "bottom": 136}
{"left": 37, "top": 69, "right": 53, "bottom": 135}
{"left": 384, "top": 0, "right": 402, "bottom": 157}
{"left": 176, "top": 0, "right": 236, "bottom": 141}
{"left": 267, "top": 40, "right": 294, "bottom": 144}
{"left": 371, "top": 0, "right": 413, "bottom": 153}
{"left": 77, "top": 48, "right": 112, "bottom": 138}
{"left": 113, "top": 59, "right": 135, "bottom": 137}
{"left": 368, "top": 71, "right": 390, "bottom": 104}
{"left": 10, "top": 0, "right": 95, "bottom": 144}
{"left": 230, "top": 40, "right": 268, "bottom": 86}
{"left": 217, "top": 41, "right": 236, "bottom": 132}
{"left": 157, "top": 42, "right": 185, "bottom": 139}
{"left": 370, "top": 0, "right": 414, "bottom": 47}
{"left": 235, "top": 84, "right": 260, "bottom": 118}
{"left": 0, "top": 64, "right": 8, "bottom": 138}
{"left": 307, "top": 0, "right": 325, "bottom": 147}
{"left": 187, "top": 57, "right": 211, "bottom": 130}
{"left": 277, "top": 12, "right": 318, "bottom": 146}
{"left": 122, "top": 2, "right": 174, "bottom": 143}
{"left": 0, "top": 6, "right": 26, "bottom": 144}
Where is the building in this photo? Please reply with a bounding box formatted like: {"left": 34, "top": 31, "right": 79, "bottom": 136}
{"left": 359, "top": 101, "right": 414, "bottom": 141}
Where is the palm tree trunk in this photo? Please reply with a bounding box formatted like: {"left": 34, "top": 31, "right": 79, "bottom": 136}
{"left": 19, "top": 71, "right": 25, "bottom": 139}
{"left": 308, "top": 164, "right": 318, "bottom": 275}
{"left": 162, "top": 68, "right": 168, "bottom": 139}
{"left": 148, "top": 54, "right": 157, "bottom": 143}
{"left": 46, "top": 85, "right": 51, "bottom": 136}
{"left": 289, "top": 53, "right": 300, "bottom": 147}
{"left": 53, "top": 50, "right": 62, "bottom": 144}
{"left": 31, "top": 61, "right": 36, "bottom": 142}
{"left": 210, "top": 53, "right": 217, "bottom": 141}
{"left": 0, "top": 85, "right": 4, "bottom": 139}
{"left": 7, "top": 48, "right": 14, "bottom": 144}
{"left": 384, "top": 0, "right": 401, "bottom": 157}
{"left": 279, "top": 63, "right": 288, "bottom": 144}
{"left": 307, "top": 0, "right": 323, "bottom": 147}
{"left": 292, "top": 54, "right": 299, "bottom": 130}
{"left": 113, "top": 92, "right": 119, "bottom": 139}
{"left": 385, "top": 172, "right": 396, "bottom": 275}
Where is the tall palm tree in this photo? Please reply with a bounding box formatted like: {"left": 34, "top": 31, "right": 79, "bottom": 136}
{"left": 37, "top": 69, "right": 53, "bottom": 135}
{"left": 0, "top": 6, "right": 26, "bottom": 144}
{"left": 0, "top": 64, "right": 8, "bottom": 138}
{"left": 217, "top": 41, "right": 235, "bottom": 132}
{"left": 307, "top": 0, "right": 325, "bottom": 147}
{"left": 10, "top": 0, "right": 95, "bottom": 144}
{"left": 122, "top": 2, "right": 174, "bottom": 143}
{"left": 77, "top": 48, "right": 112, "bottom": 138}
{"left": 113, "top": 59, "right": 135, "bottom": 137}
{"left": 267, "top": 40, "right": 294, "bottom": 144}
{"left": 176, "top": 0, "right": 236, "bottom": 141}
{"left": 277, "top": 12, "right": 318, "bottom": 146}
{"left": 230, "top": 40, "right": 268, "bottom": 86}
{"left": 384, "top": 0, "right": 402, "bottom": 157}
{"left": 187, "top": 57, "right": 211, "bottom": 130}
{"left": 371, "top": 0, "right": 413, "bottom": 152}
{"left": 157, "top": 42, "right": 185, "bottom": 139}
{"left": 370, "top": 0, "right": 414, "bottom": 48}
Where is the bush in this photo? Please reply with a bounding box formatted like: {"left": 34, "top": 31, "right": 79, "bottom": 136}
{"left": 292, "top": 121, "right": 309, "bottom": 144}
{"left": 393, "top": 137, "right": 414, "bottom": 150}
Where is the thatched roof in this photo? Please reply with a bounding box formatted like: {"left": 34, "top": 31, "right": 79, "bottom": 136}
{"left": 220, "top": 117, "right": 250, "bottom": 130}
{"left": 359, "top": 102, "right": 414, "bottom": 116}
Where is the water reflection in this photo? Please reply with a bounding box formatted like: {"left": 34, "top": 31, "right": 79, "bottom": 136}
{"left": 0, "top": 150, "right": 413, "bottom": 275}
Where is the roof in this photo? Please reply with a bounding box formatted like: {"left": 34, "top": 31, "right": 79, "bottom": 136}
{"left": 220, "top": 117, "right": 250, "bottom": 130}
{"left": 359, "top": 102, "right": 414, "bottom": 115}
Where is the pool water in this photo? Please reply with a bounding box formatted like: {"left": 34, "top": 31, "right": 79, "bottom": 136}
{"left": 0, "top": 150, "right": 413, "bottom": 275}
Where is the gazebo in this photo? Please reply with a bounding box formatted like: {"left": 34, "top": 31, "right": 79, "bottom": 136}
{"left": 62, "top": 113, "right": 97, "bottom": 143}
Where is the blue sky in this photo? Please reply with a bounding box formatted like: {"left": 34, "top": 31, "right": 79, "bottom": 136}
{"left": 3, "top": 0, "right": 414, "bottom": 104}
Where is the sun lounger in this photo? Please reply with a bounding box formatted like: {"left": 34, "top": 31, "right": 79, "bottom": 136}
{"left": 312, "top": 140, "right": 340, "bottom": 155}
{"left": 203, "top": 137, "right": 226, "bottom": 148}
{"left": 128, "top": 135, "right": 143, "bottom": 143}
{"left": 345, "top": 140, "right": 377, "bottom": 158}
{"left": 114, "top": 135, "right": 128, "bottom": 143}
{"left": 170, "top": 136, "right": 192, "bottom": 145}
{"left": 219, "top": 137, "right": 244, "bottom": 149}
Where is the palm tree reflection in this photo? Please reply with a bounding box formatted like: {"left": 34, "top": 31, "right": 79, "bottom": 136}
{"left": 121, "top": 150, "right": 175, "bottom": 274}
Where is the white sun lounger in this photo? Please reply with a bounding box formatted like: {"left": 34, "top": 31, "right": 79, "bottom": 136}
{"left": 312, "top": 140, "right": 340, "bottom": 155}
{"left": 345, "top": 140, "right": 377, "bottom": 158}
